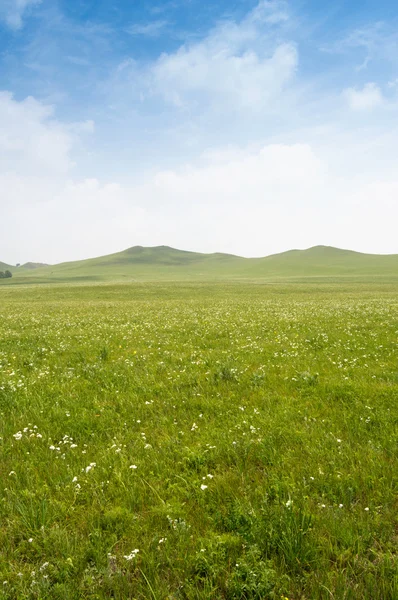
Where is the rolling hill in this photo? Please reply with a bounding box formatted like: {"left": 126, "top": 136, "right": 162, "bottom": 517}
{"left": 0, "top": 261, "right": 13, "bottom": 271}
{"left": 1, "top": 245, "right": 398, "bottom": 284}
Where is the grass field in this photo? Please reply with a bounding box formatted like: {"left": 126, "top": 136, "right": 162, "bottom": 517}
{"left": 0, "top": 281, "right": 397, "bottom": 599}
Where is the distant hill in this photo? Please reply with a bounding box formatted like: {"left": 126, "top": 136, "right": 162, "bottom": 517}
{"left": 21, "top": 262, "right": 50, "bottom": 270}
{"left": 1, "top": 245, "right": 398, "bottom": 284}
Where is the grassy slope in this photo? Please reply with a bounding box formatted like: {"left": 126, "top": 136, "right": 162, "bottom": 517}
{"left": 2, "top": 245, "right": 398, "bottom": 284}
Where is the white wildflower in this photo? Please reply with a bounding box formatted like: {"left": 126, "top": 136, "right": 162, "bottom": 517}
{"left": 124, "top": 549, "right": 139, "bottom": 561}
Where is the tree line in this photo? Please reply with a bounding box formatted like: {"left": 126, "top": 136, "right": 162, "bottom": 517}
{"left": 0, "top": 270, "right": 12, "bottom": 279}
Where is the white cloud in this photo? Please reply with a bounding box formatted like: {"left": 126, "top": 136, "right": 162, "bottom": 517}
{"left": 2, "top": 93, "right": 398, "bottom": 264}
{"left": 150, "top": 42, "right": 297, "bottom": 111}
{"left": 115, "top": 0, "right": 297, "bottom": 113}
{"left": 3, "top": 141, "right": 327, "bottom": 262}
{"left": 0, "top": 92, "right": 94, "bottom": 187}
{"left": 249, "top": 0, "right": 290, "bottom": 25}
{"left": 343, "top": 83, "right": 384, "bottom": 111}
{"left": 0, "top": 0, "right": 41, "bottom": 29}
{"left": 0, "top": 92, "right": 74, "bottom": 176}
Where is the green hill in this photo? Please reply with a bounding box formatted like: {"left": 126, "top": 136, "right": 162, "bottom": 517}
{"left": 2, "top": 245, "right": 398, "bottom": 284}
{"left": 0, "top": 261, "right": 12, "bottom": 271}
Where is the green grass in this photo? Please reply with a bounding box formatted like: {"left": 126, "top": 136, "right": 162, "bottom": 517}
{"left": 0, "top": 281, "right": 397, "bottom": 599}
{"left": 3, "top": 245, "right": 398, "bottom": 284}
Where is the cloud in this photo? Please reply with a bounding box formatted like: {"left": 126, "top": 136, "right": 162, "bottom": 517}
{"left": 249, "top": 0, "right": 289, "bottom": 25}
{"left": 114, "top": 0, "right": 296, "bottom": 113}
{"left": 0, "top": 0, "right": 41, "bottom": 29}
{"left": 343, "top": 82, "right": 384, "bottom": 110}
{"left": 150, "top": 42, "right": 297, "bottom": 111}
{"left": 3, "top": 140, "right": 327, "bottom": 262}
{"left": 0, "top": 92, "right": 74, "bottom": 176}
{"left": 126, "top": 19, "right": 168, "bottom": 37}
{"left": 324, "top": 22, "right": 398, "bottom": 71}
{"left": 2, "top": 3, "right": 398, "bottom": 264}
{"left": 2, "top": 94, "right": 398, "bottom": 264}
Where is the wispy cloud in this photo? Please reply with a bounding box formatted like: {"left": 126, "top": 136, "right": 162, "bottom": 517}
{"left": 0, "top": 0, "right": 41, "bottom": 30}
{"left": 323, "top": 21, "right": 398, "bottom": 71}
{"left": 114, "top": 0, "right": 296, "bottom": 113}
{"left": 126, "top": 19, "right": 169, "bottom": 37}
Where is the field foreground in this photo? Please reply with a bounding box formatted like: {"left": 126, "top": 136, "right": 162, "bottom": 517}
{"left": 0, "top": 282, "right": 397, "bottom": 599}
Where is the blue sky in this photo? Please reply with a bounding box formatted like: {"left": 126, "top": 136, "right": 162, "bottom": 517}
{"left": 1, "top": 0, "right": 398, "bottom": 262}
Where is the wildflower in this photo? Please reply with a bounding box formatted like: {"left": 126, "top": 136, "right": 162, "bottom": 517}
{"left": 13, "top": 432, "right": 22, "bottom": 440}
{"left": 129, "top": 465, "right": 137, "bottom": 469}
{"left": 200, "top": 484, "right": 208, "bottom": 491}
{"left": 285, "top": 499, "right": 292, "bottom": 508}
{"left": 9, "top": 471, "right": 16, "bottom": 476}
{"left": 365, "top": 507, "right": 369, "bottom": 511}
{"left": 339, "top": 504, "right": 343, "bottom": 508}
{"left": 28, "top": 538, "right": 33, "bottom": 543}
{"left": 124, "top": 549, "right": 139, "bottom": 560}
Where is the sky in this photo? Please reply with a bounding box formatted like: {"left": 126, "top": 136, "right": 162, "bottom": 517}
{"left": 1, "top": 0, "right": 398, "bottom": 263}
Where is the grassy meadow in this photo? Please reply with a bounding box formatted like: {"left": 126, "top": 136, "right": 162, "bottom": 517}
{"left": 0, "top": 281, "right": 397, "bottom": 599}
